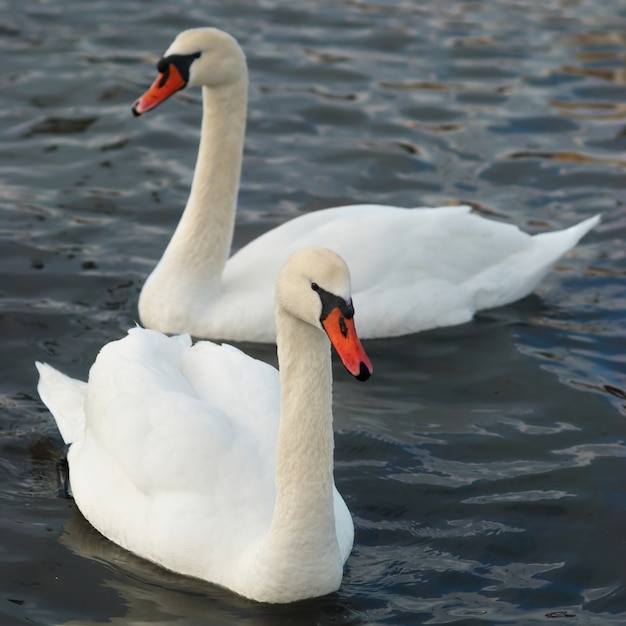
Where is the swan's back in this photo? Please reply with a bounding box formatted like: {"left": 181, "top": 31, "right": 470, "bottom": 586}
{"left": 219, "top": 205, "right": 599, "bottom": 338}
{"left": 40, "top": 328, "right": 283, "bottom": 586}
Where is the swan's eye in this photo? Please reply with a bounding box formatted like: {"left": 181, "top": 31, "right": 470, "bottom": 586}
{"left": 311, "top": 282, "right": 319, "bottom": 291}
{"left": 156, "top": 57, "right": 169, "bottom": 74}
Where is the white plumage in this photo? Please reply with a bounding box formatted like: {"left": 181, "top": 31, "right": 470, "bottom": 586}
{"left": 37, "top": 248, "right": 372, "bottom": 604}
{"left": 132, "top": 27, "right": 599, "bottom": 342}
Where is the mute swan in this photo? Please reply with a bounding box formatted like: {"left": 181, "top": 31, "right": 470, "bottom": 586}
{"left": 36, "top": 247, "right": 372, "bottom": 604}
{"left": 132, "top": 27, "right": 599, "bottom": 342}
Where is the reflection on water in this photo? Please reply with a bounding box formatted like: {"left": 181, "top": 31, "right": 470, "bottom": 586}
{"left": 1, "top": 0, "right": 626, "bottom": 624}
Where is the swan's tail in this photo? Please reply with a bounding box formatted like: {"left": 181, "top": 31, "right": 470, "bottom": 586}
{"left": 469, "top": 214, "right": 600, "bottom": 310}
{"left": 36, "top": 362, "right": 87, "bottom": 445}
{"left": 532, "top": 214, "right": 600, "bottom": 254}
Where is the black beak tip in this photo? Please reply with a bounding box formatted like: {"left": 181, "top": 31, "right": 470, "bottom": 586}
{"left": 356, "top": 361, "right": 372, "bottom": 382}
{"left": 131, "top": 102, "right": 142, "bottom": 117}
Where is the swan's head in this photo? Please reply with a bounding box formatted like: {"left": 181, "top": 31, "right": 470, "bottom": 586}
{"left": 276, "top": 248, "right": 373, "bottom": 382}
{"left": 132, "top": 27, "right": 246, "bottom": 116}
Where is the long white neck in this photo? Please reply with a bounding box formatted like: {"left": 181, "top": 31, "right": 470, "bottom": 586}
{"left": 139, "top": 76, "right": 247, "bottom": 324}
{"left": 248, "top": 310, "right": 343, "bottom": 601}
{"left": 168, "top": 77, "right": 247, "bottom": 279}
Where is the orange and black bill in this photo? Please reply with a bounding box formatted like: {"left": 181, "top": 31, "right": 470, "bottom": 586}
{"left": 131, "top": 52, "right": 200, "bottom": 117}
{"left": 321, "top": 302, "right": 372, "bottom": 382}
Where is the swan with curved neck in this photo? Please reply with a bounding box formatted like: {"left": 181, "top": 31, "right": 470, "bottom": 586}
{"left": 36, "top": 247, "right": 372, "bottom": 603}
{"left": 132, "top": 27, "right": 599, "bottom": 342}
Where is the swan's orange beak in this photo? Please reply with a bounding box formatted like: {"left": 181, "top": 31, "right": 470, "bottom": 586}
{"left": 322, "top": 307, "right": 372, "bottom": 381}
{"left": 132, "top": 64, "right": 186, "bottom": 116}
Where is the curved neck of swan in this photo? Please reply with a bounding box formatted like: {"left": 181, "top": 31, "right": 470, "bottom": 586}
{"left": 254, "top": 311, "right": 341, "bottom": 586}
{"left": 157, "top": 77, "right": 247, "bottom": 287}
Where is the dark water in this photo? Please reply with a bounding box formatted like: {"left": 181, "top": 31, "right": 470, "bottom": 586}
{"left": 1, "top": 0, "right": 625, "bottom": 623}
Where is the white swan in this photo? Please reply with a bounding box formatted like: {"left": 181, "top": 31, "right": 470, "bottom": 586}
{"left": 36, "top": 247, "right": 372, "bottom": 604}
{"left": 132, "top": 27, "right": 599, "bottom": 342}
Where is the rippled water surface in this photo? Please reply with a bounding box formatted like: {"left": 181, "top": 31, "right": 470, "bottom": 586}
{"left": 1, "top": 0, "right": 626, "bottom": 624}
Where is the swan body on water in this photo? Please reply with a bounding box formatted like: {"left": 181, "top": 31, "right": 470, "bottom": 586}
{"left": 37, "top": 248, "right": 372, "bottom": 603}
{"left": 132, "top": 27, "right": 599, "bottom": 342}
